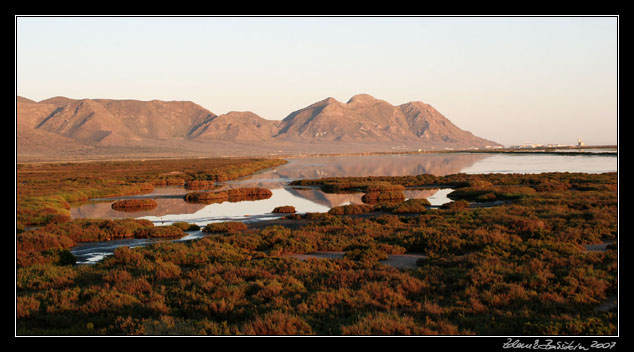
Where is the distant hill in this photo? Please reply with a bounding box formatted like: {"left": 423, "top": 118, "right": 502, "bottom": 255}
{"left": 16, "top": 98, "right": 96, "bottom": 159}
{"left": 16, "top": 94, "right": 501, "bottom": 161}
{"left": 188, "top": 111, "right": 281, "bottom": 142}
{"left": 276, "top": 94, "right": 499, "bottom": 148}
{"left": 28, "top": 98, "right": 215, "bottom": 145}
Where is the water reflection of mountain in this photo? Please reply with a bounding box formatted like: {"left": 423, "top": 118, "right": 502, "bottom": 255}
{"left": 286, "top": 188, "right": 365, "bottom": 208}
{"left": 403, "top": 189, "right": 441, "bottom": 200}
{"left": 72, "top": 154, "right": 489, "bottom": 221}
{"left": 286, "top": 188, "right": 443, "bottom": 208}
{"left": 225, "top": 153, "right": 490, "bottom": 189}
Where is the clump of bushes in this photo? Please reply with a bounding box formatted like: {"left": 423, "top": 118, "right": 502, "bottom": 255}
{"left": 184, "top": 191, "right": 229, "bottom": 204}
{"left": 17, "top": 231, "right": 77, "bottom": 268}
{"left": 17, "top": 228, "right": 82, "bottom": 267}
{"left": 185, "top": 179, "right": 217, "bottom": 190}
{"left": 226, "top": 188, "right": 273, "bottom": 201}
{"left": 135, "top": 225, "right": 186, "bottom": 239}
{"left": 17, "top": 196, "right": 72, "bottom": 226}
{"left": 241, "top": 311, "right": 314, "bottom": 335}
{"left": 17, "top": 248, "right": 76, "bottom": 268}
{"left": 441, "top": 200, "right": 470, "bottom": 210}
{"left": 466, "top": 179, "right": 494, "bottom": 188}
{"left": 151, "top": 178, "right": 185, "bottom": 187}
{"left": 329, "top": 204, "right": 375, "bottom": 215}
{"left": 184, "top": 188, "right": 273, "bottom": 204}
{"left": 391, "top": 199, "right": 431, "bottom": 213}
{"left": 272, "top": 206, "right": 296, "bottom": 213}
{"left": 344, "top": 244, "right": 392, "bottom": 263}
{"left": 203, "top": 221, "right": 248, "bottom": 233}
{"left": 17, "top": 231, "right": 75, "bottom": 253}
{"left": 341, "top": 312, "right": 465, "bottom": 335}
{"left": 344, "top": 248, "right": 388, "bottom": 263}
{"left": 111, "top": 199, "right": 158, "bottom": 212}
{"left": 362, "top": 191, "right": 406, "bottom": 205}
{"left": 448, "top": 185, "right": 536, "bottom": 202}
{"left": 171, "top": 222, "right": 201, "bottom": 231}
{"left": 25, "top": 219, "right": 156, "bottom": 243}
{"left": 364, "top": 183, "right": 406, "bottom": 192}
{"left": 303, "top": 212, "right": 335, "bottom": 221}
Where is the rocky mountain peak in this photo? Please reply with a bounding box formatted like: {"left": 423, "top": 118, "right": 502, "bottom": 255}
{"left": 346, "top": 93, "right": 378, "bottom": 105}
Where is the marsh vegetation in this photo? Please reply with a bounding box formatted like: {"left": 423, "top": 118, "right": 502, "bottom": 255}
{"left": 16, "top": 159, "right": 618, "bottom": 335}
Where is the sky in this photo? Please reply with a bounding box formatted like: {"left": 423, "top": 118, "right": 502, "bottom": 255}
{"left": 16, "top": 16, "right": 618, "bottom": 146}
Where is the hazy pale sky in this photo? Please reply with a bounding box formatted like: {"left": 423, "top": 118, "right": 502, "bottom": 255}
{"left": 16, "top": 16, "right": 618, "bottom": 146}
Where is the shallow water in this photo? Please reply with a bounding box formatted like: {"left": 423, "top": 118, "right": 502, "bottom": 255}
{"left": 72, "top": 152, "right": 617, "bottom": 224}
{"left": 72, "top": 231, "right": 208, "bottom": 265}
{"left": 460, "top": 153, "right": 617, "bottom": 174}
{"left": 70, "top": 152, "right": 617, "bottom": 264}
{"left": 139, "top": 187, "right": 331, "bottom": 226}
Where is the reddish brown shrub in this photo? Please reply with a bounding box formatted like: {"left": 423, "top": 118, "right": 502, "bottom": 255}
{"left": 272, "top": 206, "right": 296, "bottom": 213}
{"left": 226, "top": 188, "right": 273, "bottom": 202}
{"left": 17, "top": 296, "right": 40, "bottom": 319}
{"left": 135, "top": 225, "right": 185, "bottom": 239}
{"left": 329, "top": 204, "right": 375, "bottom": 215}
{"left": 184, "top": 188, "right": 272, "bottom": 204}
{"left": 441, "top": 200, "right": 470, "bottom": 210}
{"left": 17, "top": 231, "right": 75, "bottom": 253}
{"left": 151, "top": 178, "right": 185, "bottom": 187}
{"left": 184, "top": 191, "right": 229, "bottom": 204}
{"left": 341, "top": 312, "right": 431, "bottom": 335}
{"left": 185, "top": 179, "right": 217, "bottom": 190}
{"left": 392, "top": 199, "right": 431, "bottom": 213}
{"left": 203, "top": 221, "right": 248, "bottom": 233}
{"left": 111, "top": 199, "right": 158, "bottom": 212}
{"left": 362, "top": 191, "right": 405, "bottom": 205}
{"left": 241, "top": 311, "right": 313, "bottom": 335}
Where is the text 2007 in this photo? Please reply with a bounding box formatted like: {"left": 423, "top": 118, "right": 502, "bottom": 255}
{"left": 591, "top": 341, "right": 616, "bottom": 350}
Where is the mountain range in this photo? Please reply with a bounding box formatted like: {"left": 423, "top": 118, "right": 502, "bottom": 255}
{"left": 16, "top": 94, "right": 501, "bottom": 161}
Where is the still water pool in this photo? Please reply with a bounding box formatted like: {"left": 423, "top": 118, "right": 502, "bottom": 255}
{"left": 70, "top": 152, "right": 617, "bottom": 264}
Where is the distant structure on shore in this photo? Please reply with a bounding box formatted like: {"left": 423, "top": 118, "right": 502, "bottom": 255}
{"left": 509, "top": 143, "right": 571, "bottom": 149}
{"left": 508, "top": 138, "right": 593, "bottom": 149}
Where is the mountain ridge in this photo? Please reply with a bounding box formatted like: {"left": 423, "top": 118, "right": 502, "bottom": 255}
{"left": 16, "top": 94, "right": 502, "bottom": 161}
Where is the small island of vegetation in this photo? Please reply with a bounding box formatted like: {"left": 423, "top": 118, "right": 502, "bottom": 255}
{"left": 111, "top": 199, "right": 158, "bottom": 212}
